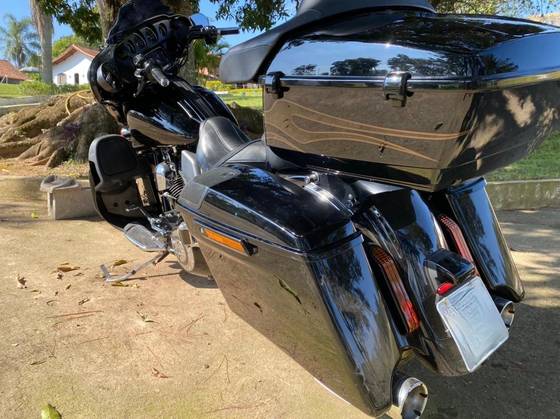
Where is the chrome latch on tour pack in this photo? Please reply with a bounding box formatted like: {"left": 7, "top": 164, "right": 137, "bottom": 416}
{"left": 265, "top": 72, "right": 288, "bottom": 99}
{"left": 384, "top": 72, "right": 412, "bottom": 107}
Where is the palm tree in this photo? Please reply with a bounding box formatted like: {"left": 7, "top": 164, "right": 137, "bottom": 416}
{"left": 0, "top": 14, "right": 40, "bottom": 68}
{"left": 30, "top": 0, "right": 53, "bottom": 84}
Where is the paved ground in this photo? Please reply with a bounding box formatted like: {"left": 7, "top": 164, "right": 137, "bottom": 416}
{"left": 0, "top": 177, "right": 558, "bottom": 419}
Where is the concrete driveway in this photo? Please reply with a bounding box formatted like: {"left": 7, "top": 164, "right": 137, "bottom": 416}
{"left": 0, "top": 177, "right": 558, "bottom": 418}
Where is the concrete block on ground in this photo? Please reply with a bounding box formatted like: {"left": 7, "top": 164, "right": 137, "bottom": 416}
{"left": 487, "top": 179, "right": 560, "bottom": 210}
{"left": 40, "top": 175, "right": 97, "bottom": 220}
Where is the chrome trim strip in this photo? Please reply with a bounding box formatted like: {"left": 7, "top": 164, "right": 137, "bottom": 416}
{"left": 270, "top": 70, "right": 560, "bottom": 91}
{"left": 272, "top": 76, "right": 472, "bottom": 90}
{"left": 480, "top": 69, "right": 560, "bottom": 90}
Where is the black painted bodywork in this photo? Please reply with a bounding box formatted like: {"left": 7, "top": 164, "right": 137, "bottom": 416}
{"left": 126, "top": 82, "right": 237, "bottom": 146}
{"left": 263, "top": 12, "right": 560, "bottom": 191}
{"left": 177, "top": 165, "right": 400, "bottom": 416}
{"left": 176, "top": 162, "right": 522, "bottom": 414}
{"left": 445, "top": 178, "right": 524, "bottom": 301}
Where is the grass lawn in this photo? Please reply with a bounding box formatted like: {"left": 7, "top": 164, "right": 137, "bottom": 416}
{"left": 488, "top": 132, "right": 560, "bottom": 181}
{"left": 220, "top": 88, "right": 263, "bottom": 110}
{"left": 0, "top": 83, "right": 24, "bottom": 98}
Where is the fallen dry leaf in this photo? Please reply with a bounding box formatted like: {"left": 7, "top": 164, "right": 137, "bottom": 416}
{"left": 137, "top": 311, "right": 155, "bottom": 323}
{"left": 73, "top": 272, "right": 84, "bottom": 277}
{"left": 57, "top": 265, "right": 80, "bottom": 273}
{"left": 78, "top": 298, "right": 90, "bottom": 306}
{"left": 112, "top": 259, "right": 128, "bottom": 268}
{"left": 31, "top": 212, "right": 39, "bottom": 219}
{"left": 151, "top": 367, "right": 169, "bottom": 379}
{"left": 111, "top": 282, "right": 130, "bottom": 287}
{"left": 65, "top": 284, "right": 71, "bottom": 290}
{"left": 30, "top": 359, "right": 47, "bottom": 366}
{"left": 16, "top": 274, "right": 26, "bottom": 289}
{"left": 46, "top": 300, "right": 57, "bottom": 306}
{"left": 40, "top": 403, "right": 62, "bottom": 419}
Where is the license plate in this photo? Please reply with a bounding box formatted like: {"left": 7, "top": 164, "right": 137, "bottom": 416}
{"left": 437, "top": 277, "right": 508, "bottom": 372}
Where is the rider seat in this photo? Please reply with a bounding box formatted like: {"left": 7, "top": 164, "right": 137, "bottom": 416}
{"left": 195, "top": 117, "right": 290, "bottom": 172}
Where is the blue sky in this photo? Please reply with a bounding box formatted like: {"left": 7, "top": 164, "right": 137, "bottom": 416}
{"left": 1, "top": 1, "right": 294, "bottom": 48}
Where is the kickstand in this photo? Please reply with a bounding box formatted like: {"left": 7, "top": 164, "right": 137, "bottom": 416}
{"left": 101, "top": 251, "right": 169, "bottom": 283}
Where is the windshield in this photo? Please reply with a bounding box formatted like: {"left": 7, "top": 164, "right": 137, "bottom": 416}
{"left": 107, "top": 0, "right": 172, "bottom": 44}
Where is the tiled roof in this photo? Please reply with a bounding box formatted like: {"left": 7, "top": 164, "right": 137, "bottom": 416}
{"left": 53, "top": 44, "right": 99, "bottom": 65}
{"left": 0, "top": 60, "right": 28, "bottom": 81}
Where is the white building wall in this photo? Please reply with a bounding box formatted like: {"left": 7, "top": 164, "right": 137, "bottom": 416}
{"left": 52, "top": 52, "right": 92, "bottom": 86}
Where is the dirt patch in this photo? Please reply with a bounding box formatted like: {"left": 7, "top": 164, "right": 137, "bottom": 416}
{"left": 0, "top": 179, "right": 558, "bottom": 418}
{"left": 0, "top": 159, "right": 89, "bottom": 178}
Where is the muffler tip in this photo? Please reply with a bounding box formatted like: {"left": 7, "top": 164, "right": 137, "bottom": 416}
{"left": 494, "top": 297, "right": 515, "bottom": 329}
{"left": 393, "top": 376, "right": 428, "bottom": 419}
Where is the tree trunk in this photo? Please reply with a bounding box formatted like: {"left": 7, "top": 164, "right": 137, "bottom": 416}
{"left": 96, "top": 0, "right": 126, "bottom": 40}
{"left": 30, "top": 0, "right": 53, "bottom": 84}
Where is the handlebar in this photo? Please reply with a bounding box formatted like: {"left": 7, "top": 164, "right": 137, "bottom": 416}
{"left": 217, "top": 27, "right": 240, "bottom": 36}
{"left": 150, "top": 66, "right": 170, "bottom": 87}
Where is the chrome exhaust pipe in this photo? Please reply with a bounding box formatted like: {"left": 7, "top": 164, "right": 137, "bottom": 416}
{"left": 391, "top": 374, "right": 428, "bottom": 418}
{"left": 494, "top": 297, "right": 515, "bottom": 329}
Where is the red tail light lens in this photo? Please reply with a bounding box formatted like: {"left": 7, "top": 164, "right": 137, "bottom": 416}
{"left": 372, "top": 247, "right": 420, "bottom": 334}
{"left": 438, "top": 215, "right": 479, "bottom": 275}
{"left": 437, "top": 282, "right": 455, "bottom": 295}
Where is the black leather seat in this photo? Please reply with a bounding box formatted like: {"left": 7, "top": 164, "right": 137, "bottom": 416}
{"left": 219, "top": 0, "right": 435, "bottom": 84}
{"left": 196, "top": 117, "right": 253, "bottom": 171}
{"left": 197, "top": 116, "right": 292, "bottom": 172}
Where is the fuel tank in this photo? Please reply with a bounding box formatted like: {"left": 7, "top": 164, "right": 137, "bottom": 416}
{"left": 126, "top": 81, "right": 237, "bottom": 146}
{"left": 262, "top": 12, "right": 560, "bottom": 191}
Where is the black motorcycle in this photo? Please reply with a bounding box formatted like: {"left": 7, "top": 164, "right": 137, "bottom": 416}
{"left": 88, "top": 0, "right": 560, "bottom": 417}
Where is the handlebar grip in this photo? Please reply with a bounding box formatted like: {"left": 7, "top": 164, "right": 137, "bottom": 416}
{"left": 217, "top": 27, "right": 240, "bottom": 36}
{"left": 150, "top": 66, "right": 170, "bottom": 87}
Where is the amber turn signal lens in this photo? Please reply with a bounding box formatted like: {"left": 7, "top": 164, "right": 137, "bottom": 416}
{"left": 202, "top": 228, "right": 247, "bottom": 254}
{"left": 372, "top": 247, "right": 420, "bottom": 334}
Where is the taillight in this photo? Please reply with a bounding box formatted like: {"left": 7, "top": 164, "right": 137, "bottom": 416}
{"left": 438, "top": 215, "right": 479, "bottom": 275}
{"left": 371, "top": 247, "right": 420, "bottom": 334}
{"left": 436, "top": 282, "right": 455, "bottom": 296}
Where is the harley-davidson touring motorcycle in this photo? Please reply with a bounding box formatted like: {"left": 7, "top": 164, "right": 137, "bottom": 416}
{"left": 88, "top": 0, "right": 560, "bottom": 416}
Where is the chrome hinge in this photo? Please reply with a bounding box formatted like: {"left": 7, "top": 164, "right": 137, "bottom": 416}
{"left": 384, "top": 72, "right": 412, "bottom": 107}
{"left": 265, "top": 72, "right": 288, "bottom": 99}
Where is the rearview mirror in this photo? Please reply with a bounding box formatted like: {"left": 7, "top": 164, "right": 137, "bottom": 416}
{"left": 190, "top": 13, "right": 210, "bottom": 27}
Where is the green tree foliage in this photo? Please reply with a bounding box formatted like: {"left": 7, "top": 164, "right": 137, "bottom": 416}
{"left": 38, "top": 0, "right": 102, "bottom": 44}
{"left": 210, "top": 0, "right": 299, "bottom": 30}
{"left": 193, "top": 37, "right": 229, "bottom": 78}
{"left": 431, "top": 0, "right": 558, "bottom": 14}
{"left": 211, "top": 0, "right": 559, "bottom": 30}
{"left": 431, "top": 0, "right": 501, "bottom": 13}
{"left": 52, "top": 34, "right": 97, "bottom": 57}
{"left": 0, "top": 15, "right": 40, "bottom": 68}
